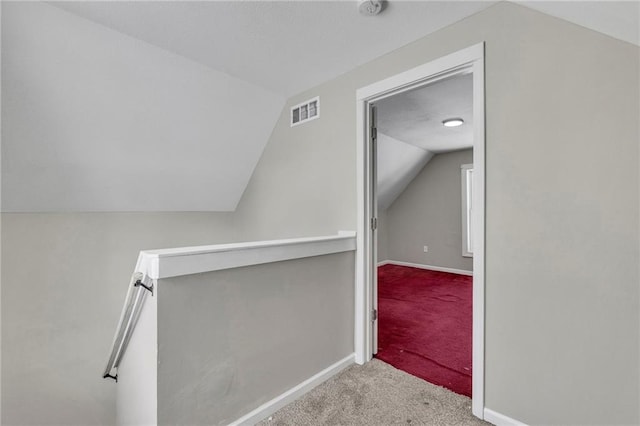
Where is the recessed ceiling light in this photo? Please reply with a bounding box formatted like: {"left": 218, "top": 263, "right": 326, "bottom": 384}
{"left": 442, "top": 118, "right": 464, "bottom": 127}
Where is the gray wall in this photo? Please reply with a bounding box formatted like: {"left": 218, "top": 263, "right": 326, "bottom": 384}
{"left": 2, "top": 2, "right": 639, "bottom": 425}
{"left": 235, "top": 3, "right": 639, "bottom": 424}
{"left": 233, "top": 83, "right": 357, "bottom": 241}
{"left": 376, "top": 209, "right": 389, "bottom": 263}
{"left": 480, "top": 6, "right": 638, "bottom": 423}
{"left": 0, "top": 3, "right": 278, "bottom": 424}
{"left": 386, "top": 149, "right": 473, "bottom": 272}
{"left": 1, "top": 213, "right": 238, "bottom": 425}
{"left": 157, "top": 252, "right": 355, "bottom": 425}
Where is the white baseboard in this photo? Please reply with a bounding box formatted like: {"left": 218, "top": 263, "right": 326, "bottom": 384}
{"left": 382, "top": 260, "right": 473, "bottom": 276}
{"left": 229, "top": 353, "right": 355, "bottom": 426}
{"left": 483, "top": 408, "right": 528, "bottom": 426}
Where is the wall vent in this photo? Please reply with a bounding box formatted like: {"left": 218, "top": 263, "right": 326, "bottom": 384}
{"left": 291, "top": 97, "right": 320, "bottom": 127}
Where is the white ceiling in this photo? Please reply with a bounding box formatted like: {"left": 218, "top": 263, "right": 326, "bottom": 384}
{"left": 377, "top": 133, "right": 434, "bottom": 210}
{"left": 517, "top": 1, "right": 640, "bottom": 47}
{"left": 376, "top": 73, "right": 473, "bottom": 153}
{"left": 50, "top": 1, "right": 497, "bottom": 96}
{"left": 50, "top": 1, "right": 639, "bottom": 98}
{"left": 6, "top": 1, "right": 638, "bottom": 212}
{"left": 375, "top": 73, "right": 473, "bottom": 210}
{"left": 2, "top": 2, "right": 284, "bottom": 212}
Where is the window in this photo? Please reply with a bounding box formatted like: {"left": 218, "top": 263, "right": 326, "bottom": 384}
{"left": 461, "top": 164, "right": 473, "bottom": 257}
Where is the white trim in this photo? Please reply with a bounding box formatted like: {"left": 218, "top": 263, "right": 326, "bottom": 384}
{"left": 356, "top": 45, "right": 482, "bottom": 101}
{"left": 383, "top": 260, "right": 473, "bottom": 276}
{"left": 229, "top": 354, "right": 355, "bottom": 426}
{"left": 355, "top": 100, "right": 369, "bottom": 365}
{"left": 355, "top": 42, "right": 486, "bottom": 419}
{"left": 461, "top": 164, "right": 473, "bottom": 258}
{"left": 135, "top": 232, "right": 356, "bottom": 279}
{"left": 377, "top": 260, "right": 390, "bottom": 267}
{"left": 107, "top": 234, "right": 356, "bottom": 416}
{"left": 483, "top": 408, "right": 528, "bottom": 426}
{"left": 470, "top": 44, "right": 486, "bottom": 420}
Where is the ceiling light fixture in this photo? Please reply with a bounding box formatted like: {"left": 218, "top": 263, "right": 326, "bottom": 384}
{"left": 442, "top": 118, "right": 464, "bottom": 127}
{"left": 358, "top": 0, "right": 383, "bottom": 16}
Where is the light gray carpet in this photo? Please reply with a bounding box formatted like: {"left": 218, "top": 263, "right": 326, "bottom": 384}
{"left": 257, "top": 359, "right": 490, "bottom": 426}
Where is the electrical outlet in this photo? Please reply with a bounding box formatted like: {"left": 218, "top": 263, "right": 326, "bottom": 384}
{"left": 423, "top": 246, "right": 429, "bottom": 253}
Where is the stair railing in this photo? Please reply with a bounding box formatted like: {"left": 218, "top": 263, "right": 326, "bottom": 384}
{"left": 102, "top": 272, "right": 154, "bottom": 382}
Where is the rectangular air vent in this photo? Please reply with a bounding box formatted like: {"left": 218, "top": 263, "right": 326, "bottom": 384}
{"left": 291, "top": 96, "right": 319, "bottom": 127}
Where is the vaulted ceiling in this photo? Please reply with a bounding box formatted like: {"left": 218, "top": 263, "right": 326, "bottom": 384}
{"left": 50, "top": 1, "right": 498, "bottom": 97}
{"left": 51, "top": 1, "right": 640, "bottom": 98}
{"left": 3, "top": 1, "right": 638, "bottom": 212}
{"left": 376, "top": 73, "right": 473, "bottom": 210}
{"left": 377, "top": 73, "right": 473, "bottom": 154}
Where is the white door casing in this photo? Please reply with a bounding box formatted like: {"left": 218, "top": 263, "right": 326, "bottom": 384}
{"left": 355, "top": 42, "right": 486, "bottom": 419}
{"left": 370, "top": 104, "right": 379, "bottom": 355}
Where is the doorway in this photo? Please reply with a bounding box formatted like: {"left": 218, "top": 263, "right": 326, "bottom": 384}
{"left": 375, "top": 73, "right": 474, "bottom": 396}
{"left": 355, "top": 43, "right": 486, "bottom": 419}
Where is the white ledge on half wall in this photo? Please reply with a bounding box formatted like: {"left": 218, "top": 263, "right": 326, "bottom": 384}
{"left": 134, "top": 231, "right": 357, "bottom": 280}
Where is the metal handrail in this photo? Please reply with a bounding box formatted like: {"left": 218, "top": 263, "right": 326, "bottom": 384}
{"left": 102, "top": 272, "right": 153, "bottom": 382}
{"left": 101, "top": 232, "right": 357, "bottom": 382}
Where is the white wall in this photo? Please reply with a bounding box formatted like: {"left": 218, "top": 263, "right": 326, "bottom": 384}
{"left": 116, "top": 289, "right": 157, "bottom": 426}
{"left": 1, "top": 2, "right": 284, "bottom": 212}
{"left": 235, "top": 3, "right": 639, "bottom": 424}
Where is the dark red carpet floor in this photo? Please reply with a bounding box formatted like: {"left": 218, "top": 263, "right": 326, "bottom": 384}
{"left": 376, "top": 264, "right": 472, "bottom": 397}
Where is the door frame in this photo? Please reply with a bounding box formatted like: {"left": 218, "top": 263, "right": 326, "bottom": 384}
{"left": 354, "top": 42, "right": 486, "bottom": 419}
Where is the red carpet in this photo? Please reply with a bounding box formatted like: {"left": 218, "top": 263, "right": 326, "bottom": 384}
{"left": 376, "top": 264, "right": 472, "bottom": 397}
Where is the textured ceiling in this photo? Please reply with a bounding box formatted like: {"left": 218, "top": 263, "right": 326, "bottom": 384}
{"left": 376, "top": 73, "right": 473, "bottom": 154}
{"left": 50, "top": 1, "right": 639, "bottom": 98}
{"left": 376, "top": 73, "right": 473, "bottom": 210}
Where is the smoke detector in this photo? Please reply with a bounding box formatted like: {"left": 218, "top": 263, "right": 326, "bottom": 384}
{"left": 359, "top": 0, "right": 383, "bottom": 16}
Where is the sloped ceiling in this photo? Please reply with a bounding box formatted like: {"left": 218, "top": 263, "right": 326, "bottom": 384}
{"left": 49, "top": 1, "right": 498, "bottom": 97}
{"left": 1, "top": 2, "right": 284, "bottom": 212}
{"left": 3, "top": 1, "right": 637, "bottom": 212}
{"left": 377, "top": 73, "right": 473, "bottom": 153}
{"left": 377, "top": 133, "right": 434, "bottom": 211}
{"left": 517, "top": 1, "right": 639, "bottom": 46}
{"left": 50, "top": 1, "right": 640, "bottom": 97}
{"left": 376, "top": 74, "right": 473, "bottom": 210}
